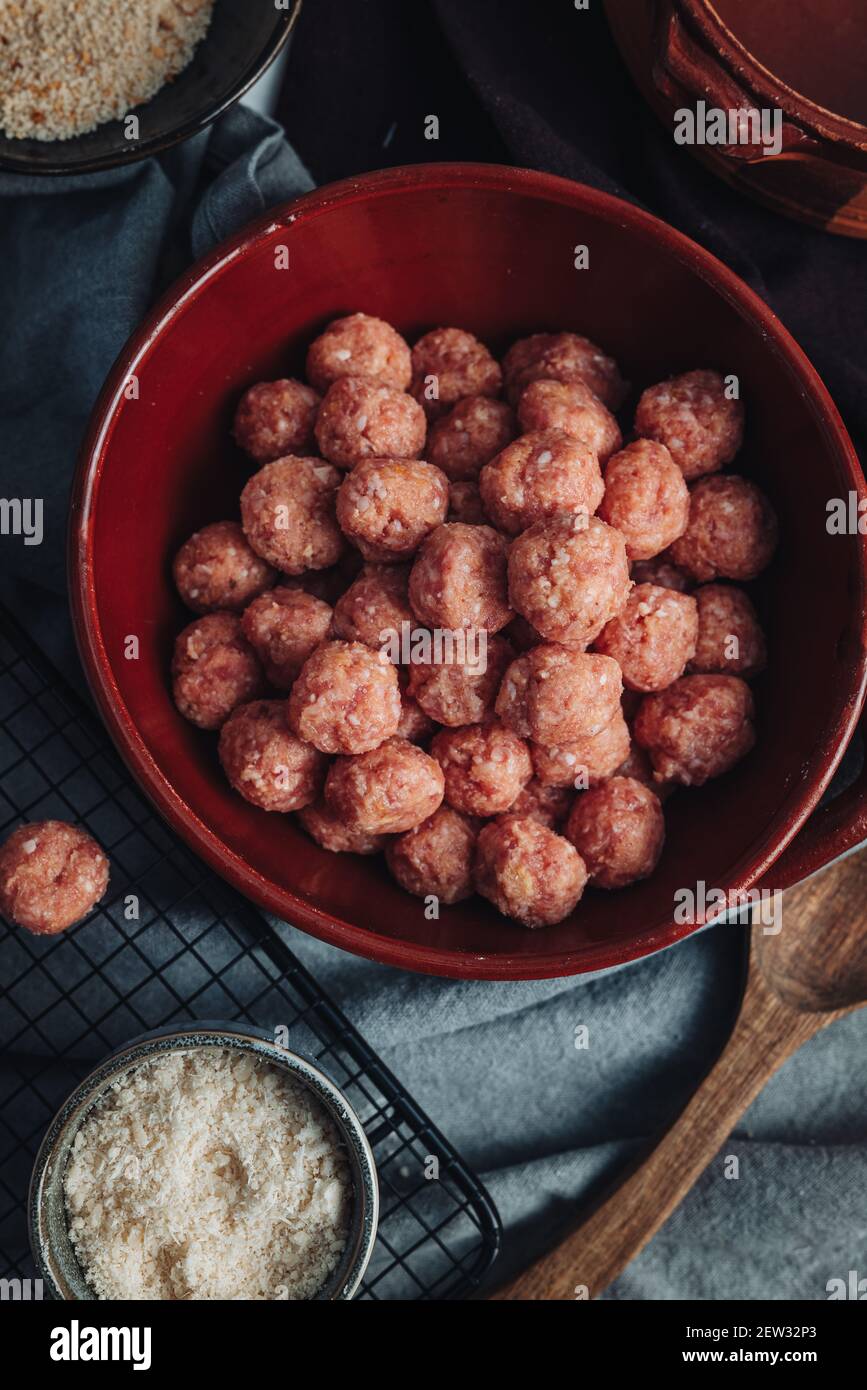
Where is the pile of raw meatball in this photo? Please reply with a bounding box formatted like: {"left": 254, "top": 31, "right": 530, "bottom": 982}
{"left": 169, "top": 313, "right": 777, "bottom": 930}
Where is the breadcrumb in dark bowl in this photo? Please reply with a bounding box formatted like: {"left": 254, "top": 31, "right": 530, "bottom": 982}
{"left": 0, "top": 0, "right": 301, "bottom": 176}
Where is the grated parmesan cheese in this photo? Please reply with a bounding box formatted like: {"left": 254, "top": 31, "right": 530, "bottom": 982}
{"left": 63, "top": 1049, "right": 351, "bottom": 1301}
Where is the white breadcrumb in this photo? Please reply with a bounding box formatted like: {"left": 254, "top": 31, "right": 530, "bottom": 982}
{"left": 0, "top": 0, "right": 214, "bottom": 142}
{"left": 63, "top": 1049, "right": 351, "bottom": 1301}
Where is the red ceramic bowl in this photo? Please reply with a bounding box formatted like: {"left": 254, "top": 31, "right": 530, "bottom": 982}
{"left": 71, "top": 163, "right": 867, "bottom": 981}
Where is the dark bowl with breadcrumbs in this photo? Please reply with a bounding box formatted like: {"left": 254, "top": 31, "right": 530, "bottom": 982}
{"left": 0, "top": 0, "right": 301, "bottom": 176}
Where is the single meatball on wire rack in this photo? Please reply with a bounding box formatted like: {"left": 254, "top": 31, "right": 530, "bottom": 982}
{"left": 634, "top": 368, "right": 744, "bottom": 481}
{"left": 172, "top": 613, "right": 263, "bottom": 730}
{"left": 218, "top": 700, "right": 327, "bottom": 813}
{"left": 336, "top": 459, "right": 449, "bottom": 563}
{"left": 240, "top": 456, "right": 345, "bottom": 577}
{"left": 287, "top": 640, "right": 401, "bottom": 755}
{"left": 0, "top": 821, "right": 109, "bottom": 935}
{"left": 427, "top": 397, "right": 517, "bottom": 481}
{"left": 502, "top": 331, "right": 627, "bottom": 411}
{"left": 410, "top": 327, "right": 502, "bottom": 419}
{"left": 173, "top": 521, "right": 276, "bottom": 614}
{"left": 474, "top": 816, "right": 588, "bottom": 929}
{"left": 314, "top": 376, "right": 426, "bottom": 470}
{"left": 306, "top": 312, "right": 412, "bottom": 393}
{"left": 241, "top": 586, "right": 333, "bottom": 689}
{"left": 479, "top": 429, "right": 604, "bottom": 536}
{"left": 233, "top": 379, "right": 320, "bottom": 462}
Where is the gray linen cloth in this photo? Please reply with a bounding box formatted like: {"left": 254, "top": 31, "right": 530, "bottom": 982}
{"left": 0, "top": 107, "right": 863, "bottom": 1300}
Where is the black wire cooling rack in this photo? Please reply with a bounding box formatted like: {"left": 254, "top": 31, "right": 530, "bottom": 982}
{"left": 0, "top": 607, "right": 501, "bottom": 1300}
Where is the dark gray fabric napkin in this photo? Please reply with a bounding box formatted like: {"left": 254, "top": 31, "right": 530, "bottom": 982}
{"left": 0, "top": 102, "right": 863, "bottom": 1302}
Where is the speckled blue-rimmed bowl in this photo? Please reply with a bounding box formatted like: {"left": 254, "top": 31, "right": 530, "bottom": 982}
{"left": 29, "top": 1023, "right": 379, "bottom": 1301}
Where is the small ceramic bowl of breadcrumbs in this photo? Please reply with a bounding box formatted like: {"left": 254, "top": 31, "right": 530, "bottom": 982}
{"left": 0, "top": 0, "right": 302, "bottom": 176}
{"left": 29, "top": 1025, "right": 378, "bottom": 1301}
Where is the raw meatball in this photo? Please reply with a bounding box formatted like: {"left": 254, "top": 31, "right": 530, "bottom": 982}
{"left": 296, "top": 800, "right": 388, "bottom": 855}
{"left": 630, "top": 554, "right": 693, "bottom": 592}
{"left": 531, "top": 709, "right": 631, "bottom": 789}
{"left": 669, "top": 475, "right": 778, "bottom": 582}
{"left": 325, "top": 738, "right": 444, "bottom": 834}
{"left": 594, "top": 584, "right": 698, "bottom": 693}
{"left": 332, "top": 564, "right": 413, "bottom": 653}
{"left": 279, "top": 552, "right": 362, "bottom": 605}
{"left": 233, "top": 379, "right": 320, "bottom": 462}
{"left": 336, "top": 459, "right": 449, "bottom": 562}
{"left": 634, "top": 368, "right": 744, "bottom": 480}
{"left": 496, "top": 646, "right": 622, "bottom": 744}
{"left": 172, "top": 613, "right": 263, "bottom": 730}
{"left": 448, "top": 480, "right": 489, "bottom": 524}
{"left": 634, "top": 674, "right": 756, "bottom": 786}
{"left": 597, "top": 440, "right": 689, "bottom": 561}
{"left": 410, "top": 327, "right": 502, "bottom": 419}
{"left": 409, "top": 523, "right": 512, "bottom": 634}
{"left": 479, "top": 429, "right": 604, "bottom": 536}
{"left": 501, "top": 778, "right": 573, "bottom": 829}
{"left": 614, "top": 741, "right": 675, "bottom": 803}
{"left": 218, "top": 701, "right": 326, "bottom": 812}
{"left": 503, "top": 332, "right": 627, "bottom": 410}
{"left": 407, "top": 632, "right": 513, "bottom": 726}
{"left": 173, "top": 521, "right": 276, "bottom": 614}
{"left": 565, "top": 777, "right": 664, "bottom": 889}
{"left": 689, "top": 584, "right": 766, "bottom": 678}
{"left": 240, "top": 456, "right": 345, "bottom": 576}
{"left": 504, "top": 613, "right": 546, "bottom": 653}
{"left": 427, "top": 397, "right": 517, "bottom": 481}
{"left": 386, "top": 806, "right": 479, "bottom": 904}
{"left": 287, "top": 640, "right": 401, "bottom": 755}
{"left": 516, "top": 380, "right": 622, "bottom": 463}
{"left": 396, "top": 683, "right": 439, "bottom": 744}
{"left": 314, "top": 376, "right": 426, "bottom": 470}
{"left": 474, "top": 816, "right": 587, "bottom": 928}
{"left": 306, "top": 312, "right": 411, "bottom": 393}
{"left": 508, "top": 514, "right": 630, "bottom": 646}
{"left": 0, "top": 821, "right": 108, "bottom": 935}
{"left": 241, "top": 586, "right": 333, "bottom": 688}
{"left": 431, "top": 720, "right": 532, "bottom": 816}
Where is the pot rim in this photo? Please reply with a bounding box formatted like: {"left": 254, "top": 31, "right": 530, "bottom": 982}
{"left": 683, "top": 0, "right": 867, "bottom": 150}
{"left": 69, "top": 161, "right": 867, "bottom": 980}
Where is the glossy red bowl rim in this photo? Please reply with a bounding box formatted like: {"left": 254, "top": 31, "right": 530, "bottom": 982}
{"left": 70, "top": 162, "right": 867, "bottom": 980}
